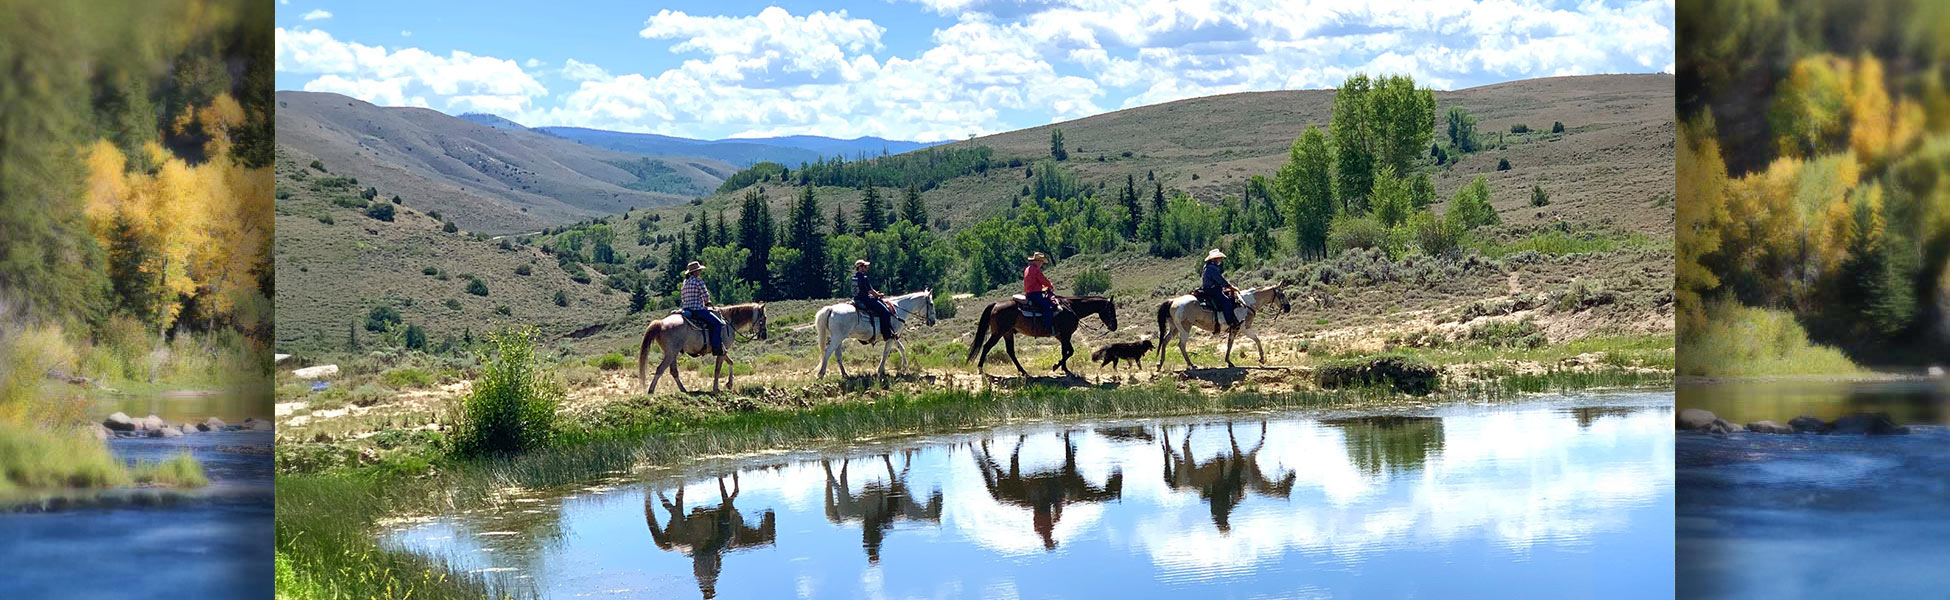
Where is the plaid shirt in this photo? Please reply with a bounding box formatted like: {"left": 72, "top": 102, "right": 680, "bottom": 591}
{"left": 680, "top": 275, "right": 711, "bottom": 310}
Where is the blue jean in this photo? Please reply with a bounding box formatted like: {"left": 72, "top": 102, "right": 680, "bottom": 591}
{"left": 686, "top": 308, "right": 725, "bottom": 353}
{"left": 1027, "top": 291, "right": 1055, "bottom": 332}
{"left": 1206, "top": 290, "right": 1239, "bottom": 327}
{"left": 856, "top": 298, "right": 895, "bottom": 338}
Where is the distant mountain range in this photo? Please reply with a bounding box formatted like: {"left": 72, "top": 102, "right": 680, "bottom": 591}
{"left": 455, "top": 114, "right": 942, "bottom": 168}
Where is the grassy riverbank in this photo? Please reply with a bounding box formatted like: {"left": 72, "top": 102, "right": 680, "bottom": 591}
{"left": 274, "top": 354, "right": 1670, "bottom": 599}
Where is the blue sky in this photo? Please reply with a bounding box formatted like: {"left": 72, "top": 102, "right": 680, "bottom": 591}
{"left": 274, "top": 0, "right": 1674, "bottom": 141}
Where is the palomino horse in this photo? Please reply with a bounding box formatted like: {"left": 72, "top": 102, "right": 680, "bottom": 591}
{"left": 644, "top": 475, "right": 777, "bottom": 599}
{"left": 637, "top": 302, "right": 768, "bottom": 394}
{"left": 1155, "top": 285, "right": 1290, "bottom": 370}
{"left": 963, "top": 295, "right": 1118, "bottom": 377}
{"left": 814, "top": 290, "right": 937, "bottom": 378}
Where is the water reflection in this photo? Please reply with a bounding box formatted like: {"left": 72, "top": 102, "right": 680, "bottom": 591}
{"left": 972, "top": 432, "right": 1123, "bottom": 550}
{"left": 387, "top": 393, "right": 1674, "bottom": 599}
{"left": 1679, "top": 378, "right": 1950, "bottom": 425}
{"left": 820, "top": 453, "right": 942, "bottom": 563}
{"left": 1160, "top": 423, "right": 1293, "bottom": 532}
{"left": 643, "top": 475, "right": 777, "bottom": 599}
{"left": 1322, "top": 416, "right": 1444, "bottom": 476}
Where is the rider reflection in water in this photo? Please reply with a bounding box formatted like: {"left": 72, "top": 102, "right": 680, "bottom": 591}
{"left": 644, "top": 474, "right": 777, "bottom": 599}
{"left": 973, "top": 431, "right": 1124, "bottom": 550}
{"left": 822, "top": 453, "right": 945, "bottom": 564}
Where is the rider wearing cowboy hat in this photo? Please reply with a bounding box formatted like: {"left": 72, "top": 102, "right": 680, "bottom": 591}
{"left": 680, "top": 260, "right": 726, "bottom": 355}
{"left": 852, "top": 259, "right": 897, "bottom": 341}
{"left": 1023, "top": 251, "right": 1056, "bottom": 333}
{"left": 1201, "top": 249, "right": 1241, "bottom": 332}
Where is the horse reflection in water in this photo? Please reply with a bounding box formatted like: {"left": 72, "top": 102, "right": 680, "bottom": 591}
{"left": 643, "top": 474, "right": 778, "bottom": 599}
{"left": 1160, "top": 422, "right": 1296, "bottom": 532}
{"left": 821, "top": 452, "right": 945, "bottom": 563}
{"left": 973, "top": 431, "right": 1124, "bottom": 550}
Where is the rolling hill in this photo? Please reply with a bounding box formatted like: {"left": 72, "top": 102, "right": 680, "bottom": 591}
{"left": 275, "top": 91, "right": 735, "bottom": 233}
{"left": 533, "top": 127, "right": 944, "bottom": 169}
{"left": 275, "top": 74, "right": 1676, "bottom": 365}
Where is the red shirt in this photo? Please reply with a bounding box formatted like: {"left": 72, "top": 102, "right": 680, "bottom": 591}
{"left": 1023, "top": 264, "right": 1050, "bottom": 294}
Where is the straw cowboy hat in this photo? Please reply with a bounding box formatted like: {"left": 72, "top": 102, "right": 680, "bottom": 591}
{"left": 685, "top": 260, "right": 707, "bottom": 274}
{"left": 1027, "top": 251, "right": 1049, "bottom": 263}
{"left": 855, "top": 259, "right": 871, "bottom": 268}
{"left": 1205, "top": 249, "right": 1226, "bottom": 262}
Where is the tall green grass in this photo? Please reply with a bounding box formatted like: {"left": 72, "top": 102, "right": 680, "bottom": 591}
{"left": 1679, "top": 302, "right": 1860, "bottom": 376}
{"left": 450, "top": 330, "right": 561, "bottom": 457}
{"left": 0, "top": 424, "right": 128, "bottom": 493}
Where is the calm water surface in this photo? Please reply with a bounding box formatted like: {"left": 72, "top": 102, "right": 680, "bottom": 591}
{"left": 1678, "top": 378, "right": 1950, "bottom": 425}
{"left": 389, "top": 391, "right": 1673, "bottom": 599}
{"left": 94, "top": 388, "right": 272, "bottom": 424}
{"left": 0, "top": 428, "right": 274, "bottom": 599}
{"left": 1678, "top": 378, "right": 1950, "bottom": 598}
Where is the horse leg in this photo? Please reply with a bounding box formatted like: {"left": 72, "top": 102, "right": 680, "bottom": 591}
{"left": 835, "top": 338, "right": 850, "bottom": 378}
{"left": 1157, "top": 320, "right": 1171, "bottom": 372}
{"left": 893, "top": 338, "right": 910, "bottom": 372}
{"left": 665, "top": 352, "right": 688, "bottom": 394}
{"left": 1178, "top": 324, "right": 1195, "bottom": 370}
{"left": 976, "top": 331, "right": 1004, "bottom": 376}
{"left": 1224, "top": 332, "right": 1236, "bottom": 368}
{"left": 877, "top": 340, "right": 893, "bottom": 376}
{"left": 648, "top": 352, "right": 666, "bottom": 395}
{"left": 1250, "top": 327, "right": 1267, "bottom": 365}
{"left": 818, "top": 336, "right": 841, "bottom": 378}
{"left": 1003, "top": 335, "right": 1028, "bottom": 376}
{"left": 722, "top": 354, "right": 733, "bottom": 391}
{"left": 1056, "top": 336, "right": 1076, "bottom": 378}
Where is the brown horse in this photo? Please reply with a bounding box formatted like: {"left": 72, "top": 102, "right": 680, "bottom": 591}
{"left": 637, "top": 303, "right": 768, "bottom": 394}
{"left": 963, "top": 295, "right": 1118, "bottom": 377}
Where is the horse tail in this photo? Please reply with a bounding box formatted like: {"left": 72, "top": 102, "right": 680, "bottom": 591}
{"left": 965, "top": 303, "right": 996, "bottom": 364}
{"left": 638, "top": 319, "right": 662, "bottom": 382}
{"left": 814, "top": 306, "right": 831, "bottom": 350}
{"left": 1156, "top": 299, "right": 1172, "bottom": 340}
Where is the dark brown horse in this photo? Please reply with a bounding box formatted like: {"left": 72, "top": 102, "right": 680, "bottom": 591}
{"left": 963, "top": 295, "right": 1118, "bottom": 377}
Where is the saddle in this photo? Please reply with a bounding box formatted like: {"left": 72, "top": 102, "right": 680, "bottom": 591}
{"left": 1191, "top": 289, "right": 1237, "bottom": 311}
{"left": 849, "top": 299, "right": 897, "bottom": 343}
{"left": 1011, "top": 294, "right": 1067, "bottom": 318}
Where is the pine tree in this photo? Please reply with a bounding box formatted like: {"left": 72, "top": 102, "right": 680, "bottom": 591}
{"left": 736, "top": 189, "right": 777, "bottom": 299}
{"left": 1119, "top": 174, "right": 1142, "bottom": 238}
{"left": 346, "top": 321, "right": 360, "bottom": 353}
{"left": 899, "top": 183, "right": 927, "bottom": 226}
{"left": 660, "top": 232, "right": 690, "bottom": 291}
{"left": 859, "top": 182, "right": 888, "bottom": 232}
{"left": 832, "top": 203, "right": 850, "bottom": 237}
{"left": 714, "top": 209, "right": 731, "bottom": 246}
{"left": 1050, "top": 128, "right": 1067, "bottom": 161}
{"left": 1147, "top": 181, "right": 1167, "bottom": 251}
{"left": 784, "top": 186, "right": 830, "bottom": 298}
{"left": 629, "top": 278, "right": 649, "bottom": 314}
{"left": 691, "top": 212, "right": 710, "bottom": 250}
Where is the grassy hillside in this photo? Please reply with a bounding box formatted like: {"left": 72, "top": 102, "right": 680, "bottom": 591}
{"left": 275, "top": 91, "right": 734, "bottom": 233}
{"left": 276, "top": 74, "right": 1676, "bottom": 371}
{"left": 272, "top": 149, "right": 635, "bottom": 355}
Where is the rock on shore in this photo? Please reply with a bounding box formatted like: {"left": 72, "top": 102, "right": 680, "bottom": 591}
{"left": 1678, "top": 409, "right": 1910, "bottom": 435}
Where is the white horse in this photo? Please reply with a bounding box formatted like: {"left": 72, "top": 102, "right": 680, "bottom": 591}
{"left": 1155, "top": 285, "right": 1290, "bottom": 370}
{"left": 815, "top": 290, "right": 938, "bottom": 377}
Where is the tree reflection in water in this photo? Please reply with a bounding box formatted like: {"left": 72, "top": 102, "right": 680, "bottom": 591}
{"left": 821, "top": 452, "right": 945, "bottom": 564}
{"left": 643, "top": 474, "right": 778, "bottom": 599}
{"left": 1321, "top": 416, "right": 1446, "bottom": 476}
{"left": 972, "top": 431, "right": 1124, "bottom": 550}
{"left": 1160, "top": 422, "right": 1296, "bottom": 532}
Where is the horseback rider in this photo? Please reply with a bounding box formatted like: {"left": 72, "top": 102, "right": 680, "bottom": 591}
{"left": 1023, "top": 251, "right": 1056, "bottom": 333}
{"left": 852, "top": 259, "right": 898, "bottom": 341}
{"left": 680, "top": 261, "right": 725, "bottom": 355}
{"left": 1201, "top": 249, "right": 1241, "bottom": 332}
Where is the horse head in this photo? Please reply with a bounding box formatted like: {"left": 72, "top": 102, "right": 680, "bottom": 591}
{"left": 752, "top": 303, "right": 768, "bottom": 340}
{"left": 922, "top": 289, "right": 937, "bottom": 327}
{"left": 1085, "top": 296, "right": 1119, "bottom": 331}
{"left": 1267, "top": 285, "right": 1291, "bottom": 314}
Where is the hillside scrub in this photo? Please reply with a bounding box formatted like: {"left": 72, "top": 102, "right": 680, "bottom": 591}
{"left": 450, "top": 330, "right": 561, "bottom": 457}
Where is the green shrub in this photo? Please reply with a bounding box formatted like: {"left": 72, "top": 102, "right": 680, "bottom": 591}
{"left": 365, "top": 202, "right": 395, "bottom": 222}
{"left": 1551, "top": 121, "right": 1566, "bottom": 133}
{"left": 1314, "top": 354, "right": 1438, "bottom": 395}
{"left": 382, "top": 367, "right": 435, "bottom": 389}
{"left": 1073, "top": 267, "right": 1112, "bottom": 296}
{"left": 1450, "top": 176, "right": 1500, "bottom": 230}
{"left": 1467, "top": 318, "right": 1546, "bottom": 348}
{"left": 364, "top": 306, "right": 402, "bottom": 332}
{"left": 494, "top": 305, "right": 512, "bottom": 316}
{"left": 1530, "top": 184, "right": 1551, "bottom": 207}
{"left": 442, "top": 221, "right": 458, "bottom": 233}
{"left": 403, "top": 324, "right": 427, "bottom": 350}
{"left": 451, "top": 330, "right": 561, "bottom": 457}
{"left": 317, "top": 214, "right": 333, "bottom": 225}
{"left": 309, "top": 160, "right": 325, "bottom": 172}
{"left": 465, "top": 279, "right": 489, "bottom": 296}
{"left": 553, "top": 290, "right": 569, "bottom": 307}
{"left": 514, "top": 264, "right": 532, "bottom": 276}
{"left": 1327, "top": 213, "right": 1389, "bottom": 254}
{"left": 1409, "top": 211, "right": 1466, "bottom": 258}
{"left": 442, "top": 298, "right": 462, "bottom": 310}
{"left": 1496, "top": 157, "right": 1511, "bottom": 171}
{"left": 1679, "top": 301, "right": 1860, "bottom": 376}
{"left": 1510, "top": 123, "right": 1529, "bottom": 134}
{"left": 934, "top": 294, "right": 959, "bottom": 319}
{"left": 590, "top": 352, "right": 629, "bottom": 370}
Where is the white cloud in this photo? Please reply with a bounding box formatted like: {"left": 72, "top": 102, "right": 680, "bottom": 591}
{"left": 276, "top": 27, "right": 548, "bottom": 116}
{"left": 277, "top": 1, "right": 1672, "bottom": 140}
{"left": 558, "top": 59, "right": 610, "bottom": 82}
{"left": 301, "top": 9, "right": 331, "bottom": 21}
{"left": 401, "top": 30, "right": 412, "bottom": 37}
